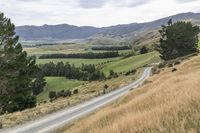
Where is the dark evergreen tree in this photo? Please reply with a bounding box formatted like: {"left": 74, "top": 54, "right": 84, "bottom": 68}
{"left": 140, "top": 46, "right": 148, "bottom": 54}
{"left": 157, "top": 19, "right": 200, "bottom": 60}
{"left": 0, "top": 13, "right": 37, "bottom": 113}
{"left": 32, "top": 70, "right": 46, "bottom": 96}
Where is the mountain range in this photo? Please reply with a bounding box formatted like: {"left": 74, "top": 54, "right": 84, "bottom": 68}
{"left": 16, "top": 12, "right": 200, "bottom": 41}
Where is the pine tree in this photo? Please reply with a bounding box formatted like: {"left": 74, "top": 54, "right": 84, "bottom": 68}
{"left": 32, "top": 70, "right": 46, "bottom": 96}
{"left": 157, "top": 19, "right": 200, "bottom": 60}
{"left": 0, "top": 13, "right": 37, "bottom": 113}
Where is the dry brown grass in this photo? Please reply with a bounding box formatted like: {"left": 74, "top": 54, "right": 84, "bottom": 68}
{"left": 60, "top": 55, "right": 200, "bottom": 133}
{"left": 0, "top": 70, "right": 141, "bottom": 128}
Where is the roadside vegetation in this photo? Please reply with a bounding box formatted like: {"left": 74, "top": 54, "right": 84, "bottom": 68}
{"left": 37, "top": 77, "right": 85, "bottom": 101}
{"left": 60, "top": 53, "right": 200, "bottom": 133}
{"left": 57, "top": 19, "right": 200, "bottom": 133}
{"left": 0, "top": 70, "right": 141, "bottom": 128}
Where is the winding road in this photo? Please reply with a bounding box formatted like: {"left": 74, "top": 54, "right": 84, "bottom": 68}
{"left": 0, "top": 67, "right": 152, "bottom": 133}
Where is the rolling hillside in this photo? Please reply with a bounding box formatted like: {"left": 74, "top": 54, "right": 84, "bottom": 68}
{"left": 59, "top": 54, "right": 200, "bottom": 133}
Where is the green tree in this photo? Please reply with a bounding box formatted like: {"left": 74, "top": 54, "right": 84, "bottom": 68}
{"left": 32, "top": 70, "right": 46, "bottom": 96}
{"left": 140, "top": 46, "right": 148, "bottom": 54}
{"left": 0, "top": 13, "right": 37, "bottom": 113}
{"left": 157, "top": 19, "right": 200, "bottom": 60}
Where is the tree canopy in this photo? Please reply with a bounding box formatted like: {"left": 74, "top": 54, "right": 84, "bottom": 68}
{"left": 0, "top": 13, "right": 38, "bottom": 113}
{"left": 157, "top": 20, "right": 200, "bottom": 60}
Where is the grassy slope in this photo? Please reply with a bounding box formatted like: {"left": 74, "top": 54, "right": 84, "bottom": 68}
{"left": 60, "top": 55, "right": 200, "bottom": 133}
{"left": 37, "top": 77, "right": 85, "bottom": 101}
{"left": 102, "top": 51, "right": 160, "bottom": 75}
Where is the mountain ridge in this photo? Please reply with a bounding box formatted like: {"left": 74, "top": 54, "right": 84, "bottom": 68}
{"left": 16, "top": 12, "right": 200, "bottom": 41}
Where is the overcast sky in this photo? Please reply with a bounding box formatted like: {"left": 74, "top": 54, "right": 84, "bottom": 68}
{"left": 0, "top": 0, "right": 200, "bottom": 27}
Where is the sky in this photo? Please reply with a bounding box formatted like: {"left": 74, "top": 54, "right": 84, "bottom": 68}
{"left": 0, "top": 0, "right": 200, "bottom": 27}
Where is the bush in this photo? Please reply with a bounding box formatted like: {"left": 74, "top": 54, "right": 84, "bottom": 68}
{"left": 104, "top": 84, "right": 109, "bottom": 89}
{"left": 5, "top": 95, "right": 36, "bottom": 113}
{"left": 172, "top": 68, "right": 177, "bottom": 72}
{"left": 73, "top": 89, "right": 79, "bottom": 94}
{"left": 168, "top": 63, "right": 173, "bottom": 67}
{"left": 125, "top": 69, "right": 137, "bottom": 76}
{"left": 140, "top": 46, "right": 148, "bottom": 54}
{"left": 158, "top": 62, "right": 167, "bottom": 68}
{"left": 64, "top": 90, "right": 72, "bottom": 97}
{"left": 174, "top": 60, "right": 181, "bottom": 65}
{"left": 49, "top": 91, "right": 56, "bottom": 100}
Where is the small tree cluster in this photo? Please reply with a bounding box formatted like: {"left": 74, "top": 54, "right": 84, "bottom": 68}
{"left": 40, "top": 62, "right": 105, "bottom": 81}
{"left": 108, "top": 70, "right": 118, "bottom": 79}
{"left": 125, "top": 69, "right": 137, "bottom": 76}
{"left": 49, "top": 89, "right": 79, "bottom": 101}
{"left": 157, "top": 19, "right": 200, "bottom": 60}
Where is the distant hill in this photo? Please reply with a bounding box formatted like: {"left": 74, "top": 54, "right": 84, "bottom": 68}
{"left": 16, "top": 12, "right": 200, "bottom": 41}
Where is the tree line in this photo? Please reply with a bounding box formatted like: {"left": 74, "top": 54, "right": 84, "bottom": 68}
{"left": 39, "top": 62, "right": 105, "bottom": 81}
{"left": 39, "top": 51, "right": 119, "bottom": 59}
{"left": 91, "top": 46, "right": 132, "bottom": 51}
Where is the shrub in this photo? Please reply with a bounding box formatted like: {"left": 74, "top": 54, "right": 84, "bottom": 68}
{"left": 168, "top": 63, "right": 173, "bottom": 68}
{"left": 104, "top": 84, "right": 109, "bottom": 89}
{"left": 49, "top": 91, "right": 56, "bottom": 100}
{"left": 172, "top": 68, "right": 177, "bottom": 72}
{"left": 140, "top": 46, "right": 148, "bottom": 54}
{"left": 64, "top": 90, "right": 72, "bottom": 97}
{"left": 57, "top": 90, "right": 65, "bottom": 97}
{"left": 125, "top": 69, "right": 137, "bottom": 76}
{"left": 73, "top": 89, "right": 79, "bottom": 94}
{"left": 158, "top": 62, "right": 167, "bottom": 68}
{"left": 174, "top": 60, "right": 181, "bottom": 65}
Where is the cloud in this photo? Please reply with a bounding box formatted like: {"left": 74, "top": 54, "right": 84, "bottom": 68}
{"left": 175, "top": 0, "right": 198, "bottom": 3}
{"left": 106, "top": 0, "right": 151, "bottom": 8}
{"left": 0, "top": 0, "right": 200, "bottom": 27}
{"left": 78, "top": 0, "right": 107, "bottom": 8}
{"left": 78, "top": 0, "right": 150, "bottom": 9}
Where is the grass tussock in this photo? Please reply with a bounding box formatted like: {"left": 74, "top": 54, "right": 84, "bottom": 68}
{"left": 60, "top": 55, "right": 200, "bottom": 133}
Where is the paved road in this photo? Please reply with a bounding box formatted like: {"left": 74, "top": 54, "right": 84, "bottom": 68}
{"left": 1, "top": 67, "right": 152, "bottom": 133}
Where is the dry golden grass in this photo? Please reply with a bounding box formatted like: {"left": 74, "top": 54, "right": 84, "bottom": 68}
{"left": 0, "top": 70, "right": 141, "bottom": 128}
{"left": 60, "top": 55, "right": 200, "bottom": 133}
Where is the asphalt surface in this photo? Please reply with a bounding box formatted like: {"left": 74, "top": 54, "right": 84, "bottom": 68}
{"left": 0, "top": 67, "right": 152, "bottom": 133}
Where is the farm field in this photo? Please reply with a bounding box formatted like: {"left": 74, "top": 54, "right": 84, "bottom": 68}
{"left": 102, "top": 51, "right": 160, "bottom": 75}
{"left": 25, "top": 44, "right": 160, "bottom": 103}
{"left": 24, "top": 44, "right": 86, "bottom": 56}
{"left": 37, "top": 77, "right": 85, "bottom": 101}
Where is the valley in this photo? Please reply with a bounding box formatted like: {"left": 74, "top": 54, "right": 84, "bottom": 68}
{"left": 1, "top": 9, "right": 200, "bottom": 133}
